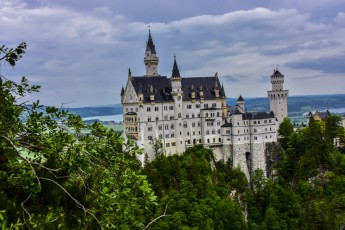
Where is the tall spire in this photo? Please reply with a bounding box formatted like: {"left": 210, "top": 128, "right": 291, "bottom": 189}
{"left": 146, "top": 28, "right": 156, "bottom": 54}
{"left": 144, "top": 27, "right": 159, "bottom": 76}
{"left": 171, "top": 54, "right": 181, "bottom": 78}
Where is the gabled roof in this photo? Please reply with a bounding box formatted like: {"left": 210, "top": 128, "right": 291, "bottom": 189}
{"left": 181, "top": 76, "right": 226, "bottom": 101}
{"left": 130, "top": 76, "right": 173, "bottom": 103}
{"left": 237, "top": 95, "right": 244, "bottom": 102}
{"left": 146, "top": 30, "right": 156, "bottom": 54}
{"left": 221, "top": 122, "right": 233, "bottom": 128}
{"left": 271, "top": 69, "right": 284, "bottom": 78}
{"left": 171, "top": 55, "right": 181, "bottom": 78}
{"left": 242, "top": 112, "right": 275, "bottom": 120}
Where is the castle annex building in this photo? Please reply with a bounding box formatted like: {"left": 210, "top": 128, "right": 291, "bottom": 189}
{"left": 121, "top": 31, "right": 289, "bottom": 178}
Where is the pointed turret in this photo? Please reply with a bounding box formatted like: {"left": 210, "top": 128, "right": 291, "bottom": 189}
{"left": 144, "top": 28, "right": 159, "bottom": 76}
{"left": 121, "top": 85, "right": 125, "bottom": 96}
{"left": 171, "top": 55, "right": 181, "bottom": 79}
{"left": 221, "top": 83, "right": 226, "bottom": 98}
{"left": 146, "top": 29, "right": 156, "bottom": 54}
{"left": 214, "top": 73, "right": 220, "bottom": 98}
{"left": 237, "top": 95, "right": 245, "bottom": 111}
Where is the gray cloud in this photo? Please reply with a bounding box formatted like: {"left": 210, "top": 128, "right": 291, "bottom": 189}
{"left": 222, "top": 75, "right": 240, "bottom": 83}
{"left": 1, "top": 1, "right": 345, "bottom": 106}
{"left": 257, "top": 76, "right": 270, "bottom": 83}
{"left": 285, "top": 53, "right": 345, "bottom": 74}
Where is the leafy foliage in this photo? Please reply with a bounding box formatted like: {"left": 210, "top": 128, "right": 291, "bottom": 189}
{"left": 0, "top": 44, "right": 156, "bottom": 229}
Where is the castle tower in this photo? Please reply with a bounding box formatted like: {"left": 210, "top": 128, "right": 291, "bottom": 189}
{"left": 267, "top": 69, "right": 289, "bottom": 124}
{"left": 144, "top": 29, "right": 159, "bottom": 76}
{"left": 237, "top": 95, "right": 245, "bottom": 112}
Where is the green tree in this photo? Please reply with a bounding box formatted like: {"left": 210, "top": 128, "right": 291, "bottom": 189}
{"left": 0, "top": 43, "right": 157, "bottom": 229}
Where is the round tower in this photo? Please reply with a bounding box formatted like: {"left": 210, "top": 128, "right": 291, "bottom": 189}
{"left": 267, "top": 69, "right": 289, "bottom": 125}
{"left": 144, "top": 29, "right": 159, "bottom": 76}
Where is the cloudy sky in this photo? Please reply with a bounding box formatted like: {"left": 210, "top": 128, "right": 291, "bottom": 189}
{"left": 1, "top": 0, "right": 344, "bottom": 107}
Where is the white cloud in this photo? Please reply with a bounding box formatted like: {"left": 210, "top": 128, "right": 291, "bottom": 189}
{"left": 1, "top": 2, "right": 344, "bottom": 106}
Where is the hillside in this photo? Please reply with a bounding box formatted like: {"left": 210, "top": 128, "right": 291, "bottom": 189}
{"left": 65, "top": 94, "right": 345, "bottom": 119}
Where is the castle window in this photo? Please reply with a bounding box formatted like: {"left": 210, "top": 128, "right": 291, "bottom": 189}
{"left": 166, "top": 143, "right": 170, "bottom": 147}
{"left": 165, "top": 124, "right": 169, "bottom": 130}
{"left": 148, "top": 116, "right": 151, "bottom": 122}
{"left": 171, "top": 133, "right": 175, "bottom": 138}
{"left": 212, "top": 129, "right": 215, "bottom": 134}
{"left": 165, "top": 134, "right": 169, "bottom": 138}
{"left": 258, "top": 121, "right": 261, "bottom": 124}
{"left": 254, "top": 121, "right": 256, "bottom": 124}
{"left": 155, "top": 106, "right": 159, "bottom": 111}
{"left": 192, "top": 122, "right": 196, "bottom": 127}
{"left": 206, "top": 130, "right": 210, "bottom": 135}
{"left": 269, "top": 120, "right": 272, "bottom": 123}
{"left": 170, "top": 116, "right": 174, "bottom": 120}
{"left": 187, "top": 105, "right": 192, "bottom": 109}
{"left": 147, "top": 107, "right": 151, "bottom": 112}
{"left": 237, "top": 122, "right": 239, "bottom": 125}
{"left": 148, "top": 126, "right": 152, "bottom": 132}
{"left": 238, "top": 138, "right": 240, "bottom": 141}
{"left": 264, "top": 120, "right": 267, "bottom": 124}
{"left": 217, "top": 129, "right": 220, "bottom": 134}
{"left": 254, "top": 129, "right": 257, "bottom": 133}
{"left": 178, "top": 113, "right": 182, "bottom": 118}
{"left": 183, "top": 122, "right": 187, "bottom": 128}
{"left": 212, "top": 103, "right": 216, "bottom": 108}
{"left": 207, "top": 139, "right": 210, "bottom": 143}
{"left": 193, "top": 131, "right": 195, "bottom": 135}
{"left": 204, "top": 104, "right": 208, "bottom": 108}
{"left": 156, "top": 116, "right": 159, "bottom": 121}
{"left": 169, "top": 106, "right": 174, "bottom": 110}
{"left": 219, "top": 138, "right": 221, "bottom": 142}
{"left": 217, "top": 121, "right": 220, "bottom": 126}
{"left": 238, "top": 130, "right": 240, "bottom": 134}
{"left": 265, "top": 128, "right": 267, "bottom": 131}
{"left": 159, "top": 125, "right": 162, "bottom": 130}
{"left": 198, "top": 113, "right": 200, "bottom": 117}
{"left": 226, "top": 130, "right": 231, "bottom": 134}
{"left": 270, "top": 127, "right": 272, "bottom": 131}
{"left": 198, "top": 122, "right": 201, "bottom": 127}
{"left": 171, "top": 124, "right": 174, "bottom": 129}
{"left": 164, "top": 115, "right": 168, "bottom": 120}
{"left": 196, "top": 104, "right": 200, "bottom": 109}
{"left": 172, "top": 142, "right": 176, "bottom": 146}
{"left": 254, "top": 136, "right": 258, "bottom": 140}
{"left": 217, "top": 112, "right": 220, "bottom": 117}
{"left": 186, "top": 114, "right": 189, "bottom": 118}
{"left": 213, "top": 138, "right": 215, "bottom": 142}
{"left": 126, "top": 108, "right": 128, "bottom": 112}
{"left": 192, "top": 113, "right": 195, "bottom": 118}
{"left": 148, "top": 136, "right": 152, "bottom": 140}
{"left": 159, "top": 134, "right": 163, "bottom": 139}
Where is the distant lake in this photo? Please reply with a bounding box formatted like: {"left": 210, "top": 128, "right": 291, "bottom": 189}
{"left": 83, "top": 114, "right": 123, "bottom": 122}
{"left": 302, "top": 108, "right": 345, "bottom": 116}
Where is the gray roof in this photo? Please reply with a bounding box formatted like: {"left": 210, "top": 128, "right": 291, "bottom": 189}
{"left": 131, "top": 76, "right": 173, "bottom": 103}
{"left": 221, "top": 123, "right": 233, "bottom": 128}
{"left": 181, "top": 76, "right": 226, "bottom": 101}
{"left": 242, "top": 111, "right": 275, "bottom": 120}
{"left": 146, "top": 30, "right": 156, "bottom": 54}
{"left": 129, "top": 75, "right": 226, "bottom": 103}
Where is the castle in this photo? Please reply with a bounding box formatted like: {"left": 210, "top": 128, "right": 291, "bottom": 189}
{"left": 121, "top": 30, "right": 288, "bottom": 178}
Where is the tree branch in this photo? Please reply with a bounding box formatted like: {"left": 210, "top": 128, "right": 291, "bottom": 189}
{"left": 144, "top": 204, "right": 170, "bottom": 230}
{"left": 38, "top": 177, "right": 102, "bottom": 229}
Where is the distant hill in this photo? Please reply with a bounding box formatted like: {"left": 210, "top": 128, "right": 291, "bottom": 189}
{"left": 63, "top": 94, "right": 345, "bottom": 119}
